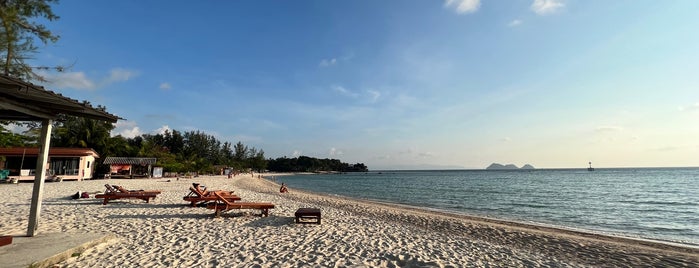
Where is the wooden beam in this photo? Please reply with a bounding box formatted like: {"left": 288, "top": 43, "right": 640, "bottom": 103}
{"left": 27, "top": 119, "right": 52, "bottom": 237}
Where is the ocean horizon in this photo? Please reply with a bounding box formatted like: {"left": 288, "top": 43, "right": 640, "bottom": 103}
{"left": 275, "top": 167, "right": 699, "bottom": 247}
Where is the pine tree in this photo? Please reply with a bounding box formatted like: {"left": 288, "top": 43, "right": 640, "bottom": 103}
{"left": 0, "top": 0, "right": 60, "bottom": 81}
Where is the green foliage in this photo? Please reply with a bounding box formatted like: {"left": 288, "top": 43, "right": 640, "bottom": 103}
{"left": 0, "top": 121, "right": 35, "bottom": 146}
{"left": 267, "top": 156, "right": 368, "bottom": 172}
{"left": 7, "top": 106, "right": 366, "bottom": 175}
{"left": 0, "top": 0, "right": 62, "bottom": 81}
{"left": 51, "top": 106, "right": 115, "bottom": 154}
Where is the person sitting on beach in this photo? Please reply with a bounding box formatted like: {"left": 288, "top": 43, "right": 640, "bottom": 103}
{"left": 279, "top": 183, "right": 288, "bottom": 193}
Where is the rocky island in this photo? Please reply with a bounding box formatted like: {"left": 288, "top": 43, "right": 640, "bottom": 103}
{"left": 486, "top": 163, "right": 535, "bottom": 170}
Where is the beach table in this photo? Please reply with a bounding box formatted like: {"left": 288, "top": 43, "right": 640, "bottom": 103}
{"left": 295, "top": 208, "right": 321, "bottom": 224}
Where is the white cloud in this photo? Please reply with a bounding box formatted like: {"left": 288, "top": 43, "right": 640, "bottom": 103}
{"left": 111, "top": 120, "right": 142, "bottom": 138}
{"left": 3, "top": 123, "right": 28, "bottom": 134}
{"left": 531, "top": 0, "right": 565, "bottom": 15}
{"left": 40, "top": 68, "right": 137, "bottom": 90}
{"left": 329, "top": 147, "right": 344, "bottom": 156}
{"left": 508, "top": 19, "right": 523, "bottom": 27}
{"left": 42, "top": 71, "right": 96, "bottom": 90}
{"left": 444, "top": 0, "right": 480, "bottom": 14}
{"left": 106, "top": 68, "right": 136, "bottom": 83}
{"left": 331, "top": 85, "right": 383, "bottom": 104}
{"left": 418, "top": 152, "right": 434, "bottom": 158}
{"left": 332, "top": 85, "right": 360, "bottom": 98}
{"left": 159, "top": 82, "right": 172, "bottom": 90}
{"left": 366, "top": 90, "right": 381, "bottom": 103}
{"left": 595, "top": 126, "right": 623, "bottom": 132}
{"left": 332, "top": 85, "right": 350, "bottom": 95}
{"left": 501, "top": 137, "right": 512, "bottom": 142}
{"left": 678, "top": 102, "right": 699, "bottom": 111}
{"left": 292, "top": 150, "right": 302, "bottom": 157}
{"left": 319, "top": 58, "right": 337, "bottom": 67}
{"left": 154, "top": 125, "right": 171, "bottom": 135}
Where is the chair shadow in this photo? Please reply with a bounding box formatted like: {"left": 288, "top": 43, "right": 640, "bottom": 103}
{"left": 105, "top": 213, "right": 210, "bottom": 220}
{"left": 244, "top": 216, "right": 297, "bottom": 227}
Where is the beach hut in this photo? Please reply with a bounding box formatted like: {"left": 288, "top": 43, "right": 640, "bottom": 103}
{"left": 0, "top": 147, "right": 100, "bottom": 181}
{"left": 103, "top": 157, "right": 157, "bottom": 179}
{"left": 0, "top": 74, "right": 120, "bottom": 237}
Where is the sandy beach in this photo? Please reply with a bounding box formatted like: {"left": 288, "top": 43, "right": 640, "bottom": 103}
{"left": 0, "top": 174, "right": 697, "bottom": 267}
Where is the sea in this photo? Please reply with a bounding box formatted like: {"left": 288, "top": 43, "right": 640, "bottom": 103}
{"left": 275, "top": 168, "right": 699, "bottom": 247}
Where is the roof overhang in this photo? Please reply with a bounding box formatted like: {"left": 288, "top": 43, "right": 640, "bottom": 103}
{"left": 0, "top": 75, "right": 121, "bottom": 122}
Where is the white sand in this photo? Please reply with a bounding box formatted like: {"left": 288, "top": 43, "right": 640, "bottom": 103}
{"left": 0, "top": 174, "right": 697, "bottom": 267}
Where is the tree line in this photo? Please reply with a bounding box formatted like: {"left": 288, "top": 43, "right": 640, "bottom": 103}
{"left": 0, "top": 110, "right": 368, "bottom": 175}
{"left": 267, "top": 156, "right": 368, "bottom": 173}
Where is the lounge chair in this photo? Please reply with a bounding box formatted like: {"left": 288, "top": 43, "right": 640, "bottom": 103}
{"left": 206, "top": 192, "right": 275, "bottom": 217}
{"left": 94, "top": 184, "right": 161, "bottom": 205}
{"left": 183, "top": 186, "right": 241, "bottom": 207}
{"left": 113, "top": 185, "right": 162, "bottom": 195}
{"left": 191, "top": 183, "right": 234, "bottom": 196}
{"left": 103, "top": 184, "right": 119, "bottom": 194}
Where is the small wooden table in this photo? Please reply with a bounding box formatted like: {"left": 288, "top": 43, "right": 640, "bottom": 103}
{"left": 295, "top": 208, "right": 321, "bottom": 224}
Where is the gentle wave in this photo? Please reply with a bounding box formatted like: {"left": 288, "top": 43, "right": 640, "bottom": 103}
{"left": 280, "top": 168, "right": 699, "bottom": 246}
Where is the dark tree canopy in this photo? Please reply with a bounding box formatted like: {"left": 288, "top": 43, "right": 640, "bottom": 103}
{"left": 267, "top": 156, "right": 368, "bottom": 173}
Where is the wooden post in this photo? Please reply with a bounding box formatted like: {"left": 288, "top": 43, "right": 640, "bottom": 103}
{"left": 27, "top": 119, "right": 52, "bottom": 236}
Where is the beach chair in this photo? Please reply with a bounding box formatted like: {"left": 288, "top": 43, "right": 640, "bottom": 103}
{"left": 113, "top": 185, "right": 162, "bottom": 195}
{"left": 183, "top": 186, "right": 241, "bottom": 207}
{"left": 191, "top": 183, "right": 234, "bottom": 196}
{"left": 206, "top": 192, "right": 275, "bottom": 217}
{"left": 103, "top": 184, "right": 119, "bottom": 194}
{"left": 94, "top": 184, "right": 161, "bottom": 205}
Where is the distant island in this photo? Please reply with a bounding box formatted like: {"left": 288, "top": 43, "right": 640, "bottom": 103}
{"left": 486, "top": 163, "right": 535, "bottom": 170}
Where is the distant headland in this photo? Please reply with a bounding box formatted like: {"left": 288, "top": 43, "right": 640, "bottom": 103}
{"left": 486, "top": 163, "right": 535, "bottom": 170}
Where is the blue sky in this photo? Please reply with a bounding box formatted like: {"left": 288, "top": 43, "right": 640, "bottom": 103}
{"left": 27, "top": 0, "right": 699, "bottom": 169}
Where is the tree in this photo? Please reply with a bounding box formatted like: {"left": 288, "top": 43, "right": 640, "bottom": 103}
{"left": 51, "top": 105, "right": 115, "bottom": 154}
{"left": 0, "top": 122, "right": 34, "bottom": 146}
{"left": 0, "top": 0, "right": 61, "bottom": 81}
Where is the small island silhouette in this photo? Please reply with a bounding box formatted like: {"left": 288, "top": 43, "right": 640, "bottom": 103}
{"left": 486, "top": 163, "right": 535, "bottom": 170}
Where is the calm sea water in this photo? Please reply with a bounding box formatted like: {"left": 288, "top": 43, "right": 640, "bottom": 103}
{"left": 276, "top": 168, "right": 699, "bottom": 246}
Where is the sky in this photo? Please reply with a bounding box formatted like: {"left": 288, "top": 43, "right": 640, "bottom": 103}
{"left": 21, "top": 0, "right": 699, "bottom": 170}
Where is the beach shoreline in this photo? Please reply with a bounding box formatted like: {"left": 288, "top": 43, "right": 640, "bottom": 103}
{"left": 0, "top": 174, "right": 696, "bottom": 267}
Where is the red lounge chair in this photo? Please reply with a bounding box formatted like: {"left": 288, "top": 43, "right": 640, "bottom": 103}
{"left": 94, "top": 184, "right": 161, "bottom": 205}
{"left": 113, "top": 185, "right": 162, "bottom": 195}
{"left": 183, "top": 186, "right": 241, "bottom": 207}
{"left": 191, "top": 183, "right": 234, "bottom": 196}
{"left": 206, "top": 192, "right": 275, "bottom": 217}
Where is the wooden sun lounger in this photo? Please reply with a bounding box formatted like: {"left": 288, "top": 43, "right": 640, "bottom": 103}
{"left": 95, "top": 184, "right": 161, "bottom": 205}
{"left": 113, "top": 185, "right": 162, "bottom": 195}
{"left": 183, "top": 186, "right": 241, "bottom": 207}
{"left": 191, "top": 183, "right": 234, "bottom": 197}
{"left": 206, "top": 192, "right": 275, "bottom": 217}
{"left": 94, "top": 192, "right": 159, "bottom": 205}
